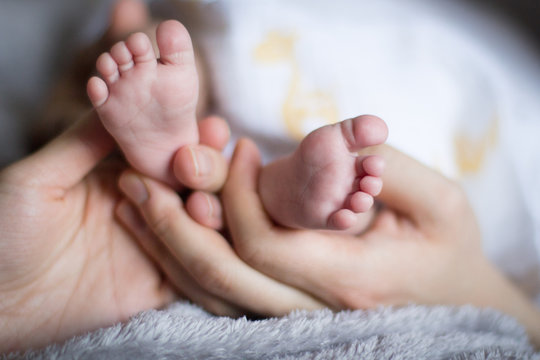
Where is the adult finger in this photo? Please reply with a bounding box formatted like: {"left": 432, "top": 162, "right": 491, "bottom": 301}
{"left": 221, "top": 139, "right": 363, "bottom": 307}
{"left": 221, "top": 137, "right": 314, "bottom": 271}
{"left": 221, "top": 138, "right": 273, "bottom": 243}
{"left": 198, "top": 115, "right": 230, "bottom": 151}
{"left": 116, "top": 198, "right": 244, "bottom": 317}
{"left": 8, "top": 112, "right": 115, "bottom": 191}
{"left": 173, "top": 144, "right": 229, "bottom": 193}
{"left": 118, "top": 170, "right": 324, "bottom": 316}
{"left": 222, "top": 138, "right": 334, "bottom": 264}
{"left": 173, "top": 115, "right": 230, "bottom": 192}
{"left": 185, "top": 191, "right": 224, "bottom": 230}
{"left": 359, "top": 144, "right": 465, "bottom": 226}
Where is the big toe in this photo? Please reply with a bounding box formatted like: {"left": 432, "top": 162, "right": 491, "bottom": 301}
{"left": 156, "top": 20, "right": 194, "bottom": 65}
{"left": 341, "top": 115, "right": 388, "bottom": 151}
{"left": 327, "top": 209, "right": 356, "bottom": 231}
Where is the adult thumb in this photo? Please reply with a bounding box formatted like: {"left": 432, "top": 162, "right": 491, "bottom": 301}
{"left": 8, "top": 111, "right": 115, "bottom": 190}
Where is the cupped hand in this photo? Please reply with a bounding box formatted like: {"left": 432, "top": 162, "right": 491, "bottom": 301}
{"left": 221, "top": 139, "right": 483, "bottom": 307}
{"left": 221, "top": 139, "right": 540, "bottom": 345}
{"left": 0, "top": 113, "right": 229, "bottom": 352}
{"left": 115, "top": 165, "right": 325, "bottom": 319}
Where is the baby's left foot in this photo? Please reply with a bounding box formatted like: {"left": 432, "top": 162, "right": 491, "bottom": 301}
{"left": 259, "top": 115, "right": 388, "bottom": 232}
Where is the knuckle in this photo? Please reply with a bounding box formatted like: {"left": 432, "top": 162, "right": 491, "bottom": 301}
{"left": 147, "top": 204, "right": 179, "bottom": 240}
{"left": 194, "top": 261, "right": 234, "bottom": 296}
{"left": 234, "top": 236, "right": 266, "bottom": 267}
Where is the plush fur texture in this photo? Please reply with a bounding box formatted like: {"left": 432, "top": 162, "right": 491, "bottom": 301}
{"left": 8, "top": 302, "right": 539, "bottom": 359}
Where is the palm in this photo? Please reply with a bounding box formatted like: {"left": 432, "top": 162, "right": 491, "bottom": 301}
{"left": 0, "top": 161, "right": 168, "bottom": 348}
{"left": 223, "top": 140, "right": 484, "bottom": 313}
{"left": 268, "top": 206, "right": 474, "bottom": 310}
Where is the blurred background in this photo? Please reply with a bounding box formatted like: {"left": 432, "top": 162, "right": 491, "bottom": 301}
{"left": 0, "top": 0, "right": 538, "bottom": 168}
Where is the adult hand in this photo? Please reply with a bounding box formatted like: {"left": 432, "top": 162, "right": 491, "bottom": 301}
{"left": 115, "top": 162, "right": 325, "bottom": 319}
{"left": 222, "top": 139, "right": 540, "bottom": 346}
{"left": 0, "top": 113, "right": 229, "bottom": 352}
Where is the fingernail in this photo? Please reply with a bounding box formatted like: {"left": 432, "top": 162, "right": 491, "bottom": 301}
{"left": 119, "top": 173, "right": 148, "bottom": 205}
{"left": 188, "top": 146, "right": 212, "bottom": 177}
{"left": 203, "top": 193, "right": 223, "bottom": 229}
{"left": 203, "top": 192, "right": 215, "bottom": 219}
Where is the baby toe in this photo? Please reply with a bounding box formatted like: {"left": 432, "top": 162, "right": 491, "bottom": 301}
{"left": 110, "top": 41, "right": 134, "bottom": 72}
{"left": 348, "top": 191, "right": 374, "bottom": 213}
{"left": 359, "top": 176, "right": 383, "bottom": 197}
{"left": 126, "top": 32, "right": 156, "bottom": 64}
{"left": 328, "top": 209, "right": 356, "bottom": 230}
{"left": 340, "top": 115, "right": 389, "bottom": 152}
{"left": 96, "top": 52, "right": 119, "bottom": 84}
{"left": 156, "top": 20, "right": 194, "bottom": 65}
{"left": 87, "top": 76, "right": 109, "bottom": 108}
{"left": 360, "top": 155, "right": 385, "bottom": 177}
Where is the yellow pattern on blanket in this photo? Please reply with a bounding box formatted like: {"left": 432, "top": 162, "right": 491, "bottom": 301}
{"left": 254, "top": 31, "right": 338, "bottom": 141}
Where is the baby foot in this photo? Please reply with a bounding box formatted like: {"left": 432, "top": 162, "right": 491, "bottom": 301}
{"left": 87, "top": 20, "right": 199, "bottom": 186}
{"left": 259, "top": 115, "right": 388, "bottom": 231}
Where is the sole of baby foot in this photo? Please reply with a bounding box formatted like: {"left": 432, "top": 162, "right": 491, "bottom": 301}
{"left": 87, "top": 20, "right": 199, "bottom": 187}
{"left": 260, "top": 115, "right": 388, "bottom": 232}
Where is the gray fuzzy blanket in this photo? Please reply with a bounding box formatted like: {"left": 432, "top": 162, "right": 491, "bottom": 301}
{"left": 9, "top": 302, "right": 539, "bottom": 359}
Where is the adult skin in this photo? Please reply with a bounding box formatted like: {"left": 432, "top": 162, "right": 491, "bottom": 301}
{"left": 0, "top": 113, "right": 252, "bottom": 352}
{"left": 120, "top": 138, "right": 540, "bottom": 348}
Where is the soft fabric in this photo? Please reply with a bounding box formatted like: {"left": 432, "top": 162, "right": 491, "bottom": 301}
{"left": 9, "top": 302, "right": 539, "bottom": 359}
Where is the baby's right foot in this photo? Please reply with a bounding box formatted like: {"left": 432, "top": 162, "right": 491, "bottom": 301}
{"left": 87, "top": 20, "right": 199, "bottom": 186}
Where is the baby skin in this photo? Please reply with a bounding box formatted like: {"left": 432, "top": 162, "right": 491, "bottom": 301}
{"left": 87, "top": 20, "right": 199, "bottom": 186}
{"left": 260, "top": 116, "right": 387, "bottom": 231}
{"left": 87, "top": 20, "right": 388, "bottom": 233}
